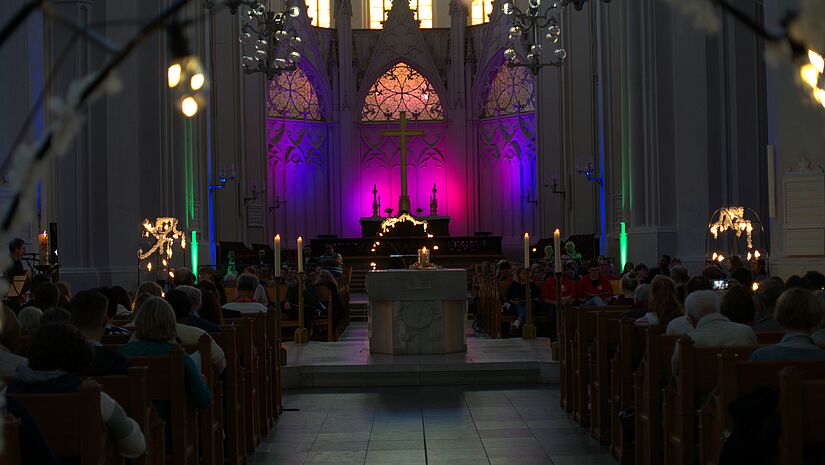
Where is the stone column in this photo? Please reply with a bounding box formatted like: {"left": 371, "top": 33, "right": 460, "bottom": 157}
{"left": 447, "top": 0, "right": 469, "bottom": 235}
{"left": 336, "top": 0, "right": 358, "bottom": 236}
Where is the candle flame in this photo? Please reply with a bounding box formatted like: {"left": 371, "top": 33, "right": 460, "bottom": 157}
{"left": 275, "top": 234, "right": 280, "bottom": 240}
{"left": 752, "top": 282, "right": 759, "bottom": 292}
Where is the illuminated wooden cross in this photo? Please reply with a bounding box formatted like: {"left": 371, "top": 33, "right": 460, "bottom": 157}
{"left": 382, "top": 111, "right": 424, "bottom": 214}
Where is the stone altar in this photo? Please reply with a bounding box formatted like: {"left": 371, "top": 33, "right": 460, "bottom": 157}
{"left": 366, "top": 269, "right": 467, "bottom": 355}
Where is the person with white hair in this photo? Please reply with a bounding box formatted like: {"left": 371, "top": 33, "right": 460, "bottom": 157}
{"left": 671, "top": 290, "right": 757, "bottom": 373}
{"left": 176, "top": 285, "right": 221, "bottom": 334}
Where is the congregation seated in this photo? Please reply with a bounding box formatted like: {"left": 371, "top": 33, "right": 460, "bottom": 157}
{"left": 176, "top": 285, "right": 222, "bottom": 333}
{"left": 243, "top": 266, "right": 270, "bottom": 306}
{"left": 17, "top": 306, "right": 42, "bottom": 336}
{"left": 576, "top": 260, "right": 613, "bottom": 305}
{"left": 752, "top": 278, "right": 785, "bottom": 331}
{"left": 32, "top": 281, "right": 59, "bottom": 312}
{"left": 635, "top": 262, "right": 649, "bottom": 283}
{"left": 198, "top": 266, "right": 228, "bottom": 305}
{"left": 284, "top": 272, "right": 322, "bottom": 330}
{"left": 172, "top": 266, "right": 196, "bottom": 288}
{"left": 620, "top": 283, "right": 650, "bottom": 320}
{"left": 69, "top": 289, "right": 130, "bottom": 376}
{"left": 56, "top": 281, "right": 72, "bottom": 309}
{"left": 40, "top": 307, "right": 71, "bottom": 325}
{"left": 721, "top": 284, "right": 757, "bottom": 325}
{"left": 99, "top": 287, "right": 132, "bottom": 336}
{"left": 8, "top": 323, "right": 146, "bottom": 459}
{"left": 0, "top": 305, "right": 27, "bottom": 376}
{"left": 608, "top": 272, "right": 637, "bottom": 306}
{"left": 196, "top": 280, "right": 225, "bottom": 326}
{"left": 670, "top": 265, "right": 690, "bottom": 302}
{"left": 540, "top": 270, "right": 576, "bottom": 305}
{"left": 636, "top": 275, "right": 682, "bottom": 327}
{"left": 222, "top": 273, "right": 267, "bottom": 316}
{"left": 505, "top": 268, "right": 542, "bottom": 331}
{"left": 315, "top": 269, "right": 345, "bottom": 327}
{"left": 111, "top": 286, "right": 133, "bottom": 318}
{"left": 750, "top": 288, "right": 825, "bottom": 361}
{"left": 318, "top": 243, "right": 344, "bottom": 277}
{"left": 671, "top": 290, "right": 757, "bottom": 373}
{"left": 117, "top": 297, "right": 212, "bottom": 413}
{"left": 648, "top": 254, "right": 672, "bottom": 280}
{"left": 666, "top": 278, "right": 714, "bottom": 335}
{"left": 161, "top": 289, "right": 226, "bottom": 374}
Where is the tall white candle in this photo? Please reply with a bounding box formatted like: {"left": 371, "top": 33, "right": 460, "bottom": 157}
{"left": 274, "top": 234, "right": 281, "bottom": 277}
{"left": 297, "top": 236, "right": 303, "bottom": 272}
{"left": 554, "top": 229, "right": 561, "bottom": 273}
{"left": 524, "top": 233, "right": 530, "bottom": 269}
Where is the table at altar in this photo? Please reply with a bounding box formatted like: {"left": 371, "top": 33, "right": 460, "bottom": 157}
{"left": 366, "top": 269, "right": 467, "bottom": 355}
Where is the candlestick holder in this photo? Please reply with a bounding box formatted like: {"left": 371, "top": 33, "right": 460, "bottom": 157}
{"left": 274, "top": 281, "right": 287, "bottom": 365}
{"left": 551, "top": 271, "right": 563, "bottom": 361}
{"left": 294, "top": 271, "right": 309, "bottom": 344}
{"left": 523, "top": 282, "right": 537, "bottom": 339}
{"left": 372, "top": 184, "right": 381, "bottom": 217}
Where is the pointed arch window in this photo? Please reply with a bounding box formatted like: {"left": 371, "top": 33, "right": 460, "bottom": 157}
{"left": 267, "top": 66, "right": 322, "bottom": 120}
{"left": 306, "top": 0, "right": 331, "bottom": 28}
{"left": 482, "top": 64, "right": 535, "bottom": 118}
{"left": 470, "top": 0, "right": 493, "bottom": 25}
{"left": 361, "top": 62, "right": 444, "bottom": 121}
{"left": 368, "top": 0, "right": 433, "bottom": 29}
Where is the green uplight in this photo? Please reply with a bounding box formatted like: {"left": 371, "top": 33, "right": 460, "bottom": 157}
{"left": 619, "top": 222, "right": 628, "bottom": 271}
{"left": 191, "top": 230, "right": 199, "bottom": 280}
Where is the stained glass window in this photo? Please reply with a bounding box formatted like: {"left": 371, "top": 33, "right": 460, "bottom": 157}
{"left": 361, "top": 62, "right": 444, "bottom": 121}
{"left": 470, "top": 0, "right": 493, "bottom": 25}
{"left": 369, "top": 0, "right": 433, "bottom": 29}
{"left": 482, "top": 64, "right": 535, "bottom": 118}
{"left": 306, "top": 0, "right": 331, "bottom": 28}
{"left": 268, "top": 67, "right": 322, "bottom": 120}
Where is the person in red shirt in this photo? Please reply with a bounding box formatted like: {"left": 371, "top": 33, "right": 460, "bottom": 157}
{"left": 541, "top": 271, "right": 576, "bottom": 340}
{"left": 577, "top": 260, "right": 614, "bottom": 305}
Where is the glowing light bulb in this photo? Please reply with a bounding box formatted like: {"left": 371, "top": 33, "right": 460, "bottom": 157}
{"left": 800, "top": 64, "right": 819, "bottom": 88}
{"left": 167, "top": 63, "right": 182, "bottom": 88}
{"left": 181, "top": 97, "right": 199, "bottom": 117}
{"left": 717, "top": 254, "right": 725, "bottom": 263}
{"left": 190, "top": 73, "right": 205, "bottom": 91}
{"left": 752, "top": 282, "right": 759, "bottom": 292}
{"left": 712, "top": 252, "right": 718, "bottom": 261}
{"left": 809, "top": 50, "right": 825, "bottom": 73}
{"left": 147, "top": 262, "right": 153, "bottom": 271}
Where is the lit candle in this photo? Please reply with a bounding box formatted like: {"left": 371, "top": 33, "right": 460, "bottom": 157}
{"left": 297, "top": 236, "right": 303, "bottom": 273}
{"left": 554, "top": 229, "right": 561, "bottom": 273}
{"left": 38, "top": 230, "right": 48, "bottom": 263}
{"left": 524, "top": 232, "right": 530, "bottom": 268}
{"left": 274, "top": 234, "right": 281, "bottom": 277}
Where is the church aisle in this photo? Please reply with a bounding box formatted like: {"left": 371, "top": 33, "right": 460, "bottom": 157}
{"left": 249, "top": 386, "right": 615, "bottom": 465}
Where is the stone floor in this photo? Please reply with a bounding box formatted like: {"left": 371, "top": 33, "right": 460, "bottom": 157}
{"left": 282, "top": 322, "right": 558, "bottom": 387}
{"left": 249, "top": 386, "right": 616, "bottom": 465}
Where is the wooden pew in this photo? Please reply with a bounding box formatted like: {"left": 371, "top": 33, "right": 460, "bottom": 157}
{"left": 128, "top": 346, "right": 200, "bottom": 465}
{"left": 213, "top": 326, "right": 246, "bottom": 465}
{"left": 94, "top": 366, "right": 164, "bottom": 465}
{"left": 699, "top": 356, "right": 825, "bottom": 465}
{"left": 778, "top": 368, "right": 825, "bottom": 465}
{"left": 610, "top": 319, "right": 645, "bottom": 464}
{"left": 263, "top": 307, "right": 284, "bottom": 415}
{"left": 570, "top": 305, "right": 629, "bottom": 425}
{"left": 662, "top": 338, "right": 762, "bottom": 465}
{"left": 182, "top": 334, "right": 223, "bottom": 465}
{"left": 590, "top": 310, "right": 627, "bottom": 444}
{"left": 634, "top": 327, "right": 679, "bottom": 465}
{"left": 224, "top": 317, "right": 261, "bottom": 451}
{"left": 0, "top": 414, "right": 21, "bottom": 465}
{"left": 248, "top": 313, "right": 274, "bottom": 432}
{"left": 9, "top": 379, "right": 111, "bottom": 465}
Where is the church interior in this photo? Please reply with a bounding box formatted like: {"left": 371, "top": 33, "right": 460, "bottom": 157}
{"left": 2, "top": 0, "right": 825, "bottom": 464}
